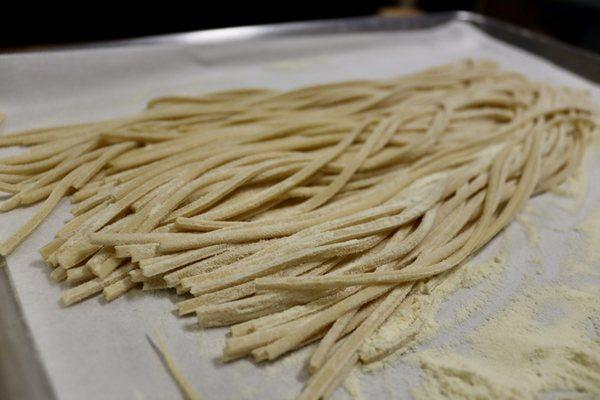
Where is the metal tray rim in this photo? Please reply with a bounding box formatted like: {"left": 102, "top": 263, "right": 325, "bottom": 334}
{"left": 1, "top": 11, "right": 598, "bottom": 64}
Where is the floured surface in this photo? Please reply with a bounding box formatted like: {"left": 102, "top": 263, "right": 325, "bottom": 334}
{"left": 0, "top": 21, "right": 599, "bottom": 400}
{"left": 360, "top": 149, "right": 600, "bottom": 400}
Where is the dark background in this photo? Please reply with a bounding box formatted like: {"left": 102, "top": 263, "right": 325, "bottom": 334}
{"left": 2, "top": 0, "right": 599, "bottom": 54}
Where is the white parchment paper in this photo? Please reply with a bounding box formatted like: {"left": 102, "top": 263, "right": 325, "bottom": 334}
{"left": 1, "top": 21, "right": 598, "bottom": 400}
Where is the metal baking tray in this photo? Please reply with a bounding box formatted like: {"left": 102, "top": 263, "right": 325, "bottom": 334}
{"left": 1, "top": 11, "right": 599, "bottom": 400}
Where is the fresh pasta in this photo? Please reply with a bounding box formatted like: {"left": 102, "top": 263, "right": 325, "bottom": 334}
{"left": 0, "top": 59, "right": 598, "bottom": 399}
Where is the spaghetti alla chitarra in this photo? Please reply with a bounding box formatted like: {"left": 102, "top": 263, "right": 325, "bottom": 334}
{"left": 0, "top": 60, "right": 597, "bottom": 399}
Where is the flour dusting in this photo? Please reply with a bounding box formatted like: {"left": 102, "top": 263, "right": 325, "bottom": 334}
{"left": 356, "top": 194, "right": 600, "bottom": 400}
{"left": 411, "top": 283, "right": 600, "bottom": 400}
{"left": 408, "top": 205, "right": 600, "bottom": 400}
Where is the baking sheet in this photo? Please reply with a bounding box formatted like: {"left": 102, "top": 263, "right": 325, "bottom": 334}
{"left": 1, "top": 20, "right": 599, "bottom": 400}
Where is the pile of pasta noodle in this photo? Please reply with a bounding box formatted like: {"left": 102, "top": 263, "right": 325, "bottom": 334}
{"left": 0, "top": 60, "right": 597, "bottom": 399}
